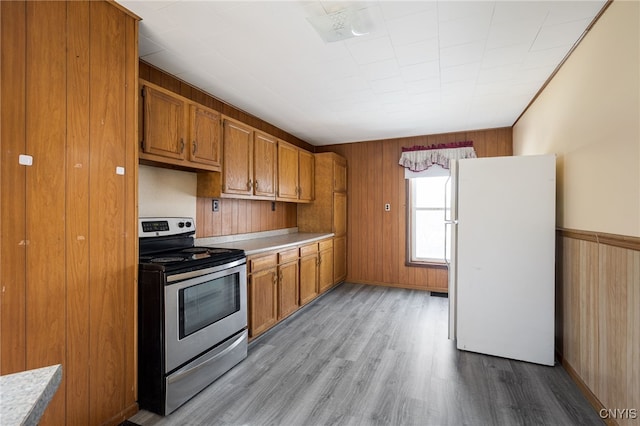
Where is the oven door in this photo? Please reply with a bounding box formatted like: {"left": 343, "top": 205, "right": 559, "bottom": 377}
{"left": 164, "top": 260, "right": 247, "bottom": 372}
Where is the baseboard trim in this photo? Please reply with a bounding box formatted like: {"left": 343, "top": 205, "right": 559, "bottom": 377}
{"left": 347, "top": 278, "right": 447, "bottom": 293}
{"left": 107, "top": 402, "right": 139, "bottom": 426}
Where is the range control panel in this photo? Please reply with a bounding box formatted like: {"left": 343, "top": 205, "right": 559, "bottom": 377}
{"left": 139, "top": 217, "right": 194, "bottom": 237}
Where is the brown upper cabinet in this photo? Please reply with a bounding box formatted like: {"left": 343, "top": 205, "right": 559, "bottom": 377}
{"left": 277, "top": 140, "right": 314, "bottom": 203}
{"left": 253, "top": 131, "right": 278, "bottom": 198}
{"left": 298, "top": 152, "right": 347, "bottom": 234}
{"left": 198, "top": 118, "right": 277, "bottom": 200}
{"left": 140, "top": 80, "right": 221, "bottom": 172}
{"left": 140, "top": 80, "right": 313, "bottom": 203}
{"left": 298, "top": 149, "right": 315, "bottom": 202}
{"left": 220, "top": 118, "right": 253, "bottom": 196}
{"left": 189, "top": 104, "right": 222, "bottom": 168}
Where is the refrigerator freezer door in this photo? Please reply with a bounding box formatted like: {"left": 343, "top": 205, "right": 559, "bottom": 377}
{"left": 455, "top": 155, "right": 555, "bottom": 366}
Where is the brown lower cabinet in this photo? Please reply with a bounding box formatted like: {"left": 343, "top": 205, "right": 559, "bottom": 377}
{"left": 334, "top": 235, "right": 347, "bottom": 284}
{"left": 277, "top": 248, "right": 300, "bottom": 319}
{"left": 299, "top": 243, "right": 319, "bottom": 305}
{"left": 247, "top": 254, "right": 278, "bottom": 337}
{"left": 247, "top": 237, "right": 338, "bottom": 339}
{"left": 318, "top": 239, "right": 335, "bottom": 293}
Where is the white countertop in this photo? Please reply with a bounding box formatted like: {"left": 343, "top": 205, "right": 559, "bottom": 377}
{"left": 199, "top": 232, "right": 334, "bottom": 256}
{"left": 0, "top": 364, "right": 62, "bottom": 426}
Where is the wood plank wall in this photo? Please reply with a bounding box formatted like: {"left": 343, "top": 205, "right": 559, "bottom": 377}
{"left": 139, "top": 61, "right": 306, "bottom": 238}
{"left": 1, "top": 2, "right": 138, "bottom": 424}
{"left": 196, "top": 199, "right": 297, "bottom": 238}
{"left": 318, "top": 128, "right": 512, "bottom": 291}
{"left": 557, "top": 230, "right": 640, "bottom": 426}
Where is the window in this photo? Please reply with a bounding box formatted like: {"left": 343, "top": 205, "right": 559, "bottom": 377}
{"left": 408, "top": 174, "right": 449, "bottom": 264}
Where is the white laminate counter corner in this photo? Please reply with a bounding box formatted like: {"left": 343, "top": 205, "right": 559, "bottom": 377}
{"left": 198, "top": 232, "right": 334, "bottom": 256}
{"left": 0, "top": 364, "right": 62, "bottom": 426}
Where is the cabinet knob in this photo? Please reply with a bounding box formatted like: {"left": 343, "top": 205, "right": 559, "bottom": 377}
{"left": 247, "top": 179, "right": 253, "bottom": 190}
{"left": 254, "top": 180, "right": 259, "bottom": 190}
{"left": 180, "top": 138, "right": 185, "bottom": 153}
{"left": 192, "top": 141, "right": 197, "bottom": 154}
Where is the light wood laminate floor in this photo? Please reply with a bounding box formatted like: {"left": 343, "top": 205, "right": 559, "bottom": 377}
{"left": 128, "top": 283, "right": 602, "bottom": 426}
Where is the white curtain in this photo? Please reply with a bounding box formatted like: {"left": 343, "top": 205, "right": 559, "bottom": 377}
{"left": 399, "top": 143, "right": 477, "bottom": 173}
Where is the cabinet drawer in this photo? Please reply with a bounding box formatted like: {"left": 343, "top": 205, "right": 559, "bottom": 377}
{"left": 300, "top": 243, "right": 318, "bottom": 257}
{"left": 249, "top": 253, "right": 277, "bottom": 272}
{"left": 278, "top": 248, "right": 299, "bottom": 264}
{"left": 319, "top": 239, "right": 333, "bottom": 251}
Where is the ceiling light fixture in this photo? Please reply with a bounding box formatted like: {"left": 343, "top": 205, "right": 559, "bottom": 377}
{"left": 307, "top": 7, "right": 370, "bottom": 43}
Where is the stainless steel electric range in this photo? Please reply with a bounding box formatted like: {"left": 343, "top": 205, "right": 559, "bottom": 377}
{"left": 137, "top": 217, "right": 247, "bottom": 415}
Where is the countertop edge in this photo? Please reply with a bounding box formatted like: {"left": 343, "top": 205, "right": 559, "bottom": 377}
{"left": 243, "top": 233, "right": 335, "bottom": 256}
{"left": 200, "top": 232, "right": 334, "bottom": 256}
{"left": 0, "top": 364, "right": 63, "bottom": 426}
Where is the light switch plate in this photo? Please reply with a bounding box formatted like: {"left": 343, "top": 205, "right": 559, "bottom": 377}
{"left": 19, "top": 154, "right": 33, "bottom": 166}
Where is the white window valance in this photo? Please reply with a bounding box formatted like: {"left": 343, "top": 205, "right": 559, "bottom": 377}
{"left": 398, "top": 141, "right": 476, "bottom": 172}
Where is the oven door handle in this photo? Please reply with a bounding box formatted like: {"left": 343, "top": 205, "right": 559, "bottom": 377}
{"left": 167, "top": 331, "right": 246, "bottom": 385}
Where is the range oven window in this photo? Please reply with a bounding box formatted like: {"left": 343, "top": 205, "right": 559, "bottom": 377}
{"left": 178, "top": 273, "right": 240, "bottom": 339}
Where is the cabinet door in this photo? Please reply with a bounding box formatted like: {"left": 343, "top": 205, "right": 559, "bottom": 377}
{"left": 249, "top": 268, "right": 278, "bottom": 337}
{"left": 142, "top": 85, "right": 185, "bottom": 160}
{"left": 189, "top": 104, "right": 221, "bottom": 168}
{"left": 298, "top": 149, "right": 315, "bottom": 202}
{"left": 253, "top": 131, "right": 277, "bottom": 198}
{"left": 318, "top": 245, "right": 334, "bottom": 293}
{"left": 278, "top": 261, "right": 299, "bottom": 319}
{"left": 334, "top": 192, "right": 347, "bottom": 236}
{"left": 334, "top": 159, "right": 347, "bottom": 193}
{"left": 299, "top": 252, "right": 318, "bottom": 305}
{"left": 222, "top": 119, "right": 253, "bottom": 195}
{"left": 334, "top": 236, "right": 347, "bottom": 284}
{"left": 277, "top": 141, "right": 299, "bottom": 201}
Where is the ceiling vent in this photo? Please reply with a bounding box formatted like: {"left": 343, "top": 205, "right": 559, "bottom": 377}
{"left": 307, "top": 7, "right": 371, "bottom": 43}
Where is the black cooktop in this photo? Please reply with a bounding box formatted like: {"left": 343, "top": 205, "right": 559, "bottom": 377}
{"left": 139, "top": 246, "right": 245, "bottom": 274}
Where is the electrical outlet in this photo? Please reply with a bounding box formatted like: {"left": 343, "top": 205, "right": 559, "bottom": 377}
{"left": 212, "top": 199, "right": 220, "bottom": 212}
{"left": 384, "top": 203, "right": 391, "bottom": 212}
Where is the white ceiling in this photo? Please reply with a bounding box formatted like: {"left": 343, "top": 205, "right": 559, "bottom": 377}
{"left": 118, "top": 0, "right": 607, "bottom": 146}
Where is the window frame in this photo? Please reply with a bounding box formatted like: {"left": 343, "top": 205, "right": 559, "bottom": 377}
{"left": 405, "top": 176, "right": 448, "bottom": 269}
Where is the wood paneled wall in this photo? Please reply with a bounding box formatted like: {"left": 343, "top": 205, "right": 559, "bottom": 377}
{"left": 557, "top": 230, "right": 640, "bottom": 426}
{"left": 1, "top": 2, "right": 138, "bottom": 424}
{"left": 318, "top": 128, "right": 512, "bottom": 291}
{"left": 196, "top": 199, "right": 297, "bottom": 238}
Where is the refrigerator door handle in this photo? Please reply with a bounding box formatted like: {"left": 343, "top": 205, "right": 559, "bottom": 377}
{"left": 444, "top": 222, "right": 449, "bottom": 265}
{"left": 446, "top": 220, "right": 457, "bottom": 340}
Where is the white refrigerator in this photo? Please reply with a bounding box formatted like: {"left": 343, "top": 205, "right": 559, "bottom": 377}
{"left": 446, "top": 154, "right": 556, "bottom": 366}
